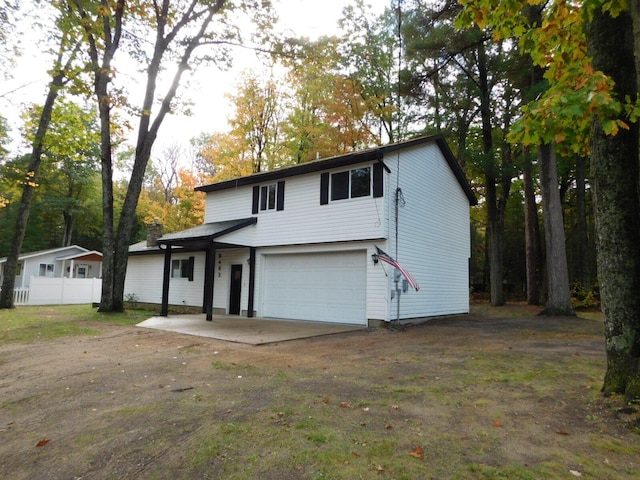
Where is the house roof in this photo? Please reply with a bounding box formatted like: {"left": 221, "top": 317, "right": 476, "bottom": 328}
{"left": 56, "top": 251, "right": 103, "bottom": 262}
{"left": 0, "top": 245, "right": 94, "bottom": 264}
{"left": 129, "top": 218, "right": 258, "bottom": 254}
{"left": 158, "top": 217, "right": 257, "bottom": 247}
{"left": 195, "top": 134, "right": 478, "bottom": 206}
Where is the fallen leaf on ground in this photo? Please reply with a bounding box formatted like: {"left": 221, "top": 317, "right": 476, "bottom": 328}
{"left": 556, "top": 429, "right": 570, "bottom": 435}
{"left": 409, "top": 446, "right": 424, "bottom": 459}
{"left": 493, "top": 419, "right": 503, "bottom": 428}
{"left": 375, "top": 464, "right": 385, "bottom": 471}
{"left": 340, "top": 401, "right": 351, "bottom": 408}
{"left": 569, "top": 470, "right": 582, "bottom": 477}
{"left": 36, "top": 438, "right": 50, "bottom": 447}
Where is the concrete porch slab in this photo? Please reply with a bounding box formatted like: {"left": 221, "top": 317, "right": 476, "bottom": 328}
{"left": 136, "top": 314, "right": 365, "bottom": 345}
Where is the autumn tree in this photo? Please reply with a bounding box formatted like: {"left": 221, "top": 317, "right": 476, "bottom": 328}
{"left": 280, "top": 36, "right": 379, "bottom": 162}
{"left": 22, "top": 98, "right": 101, "bottom": 246}
{"left": 67, "top": 0, "right": 274, "bottom": 312}
{"left": 227, "top": 71, "right": 285, "bottom": 173}
{"left": 587, "top": 5, "right": 640, "bottom": 398}
{"left": 0, "top": 6, "right": 84, "bottom": 308}
{"left": 338, "top": 0, "right": 406, "bottom": 142}
{"left": 458, "top": 0, "right": 640, "bottom": 398}
{"left": 137, "top": 143, "right": 204, "bottom": 232}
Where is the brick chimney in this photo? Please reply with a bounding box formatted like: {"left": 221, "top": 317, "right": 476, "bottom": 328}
{"left": 146, "top": 218, "right": 163, "bottom": 247}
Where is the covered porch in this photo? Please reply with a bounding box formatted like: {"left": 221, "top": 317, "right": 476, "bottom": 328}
{"left": 157, "top": 218, "right": 258, "bottom": 321}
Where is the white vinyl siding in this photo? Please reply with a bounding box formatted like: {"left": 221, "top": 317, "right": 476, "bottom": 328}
{"left": 384, "top": 143, "right": 471, "bottom": 318}
{"left": 124, "top": 253, "right": 205, "bottom": 307}
{"left": 207, "top": 166, "right": 386, "bottom": 248}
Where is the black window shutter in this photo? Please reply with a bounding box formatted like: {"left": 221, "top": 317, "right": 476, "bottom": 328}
{"left": 373, "top": 162, "right": 384, "bottom": 198}
{"left": 276, "top": 181, "right": 285, "bottom": 211}
{"left": 320, "top": 172, "right": 329, "bottom": 205}
{"left": 188, "top": 256, "right": 195, "bottom": 281}
{"left": 252, "top": 186, "right": 259, "bottom": 214}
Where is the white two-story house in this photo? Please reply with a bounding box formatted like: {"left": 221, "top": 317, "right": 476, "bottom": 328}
{"left": 124, "top": 135, "right": 477, "bottom": 326}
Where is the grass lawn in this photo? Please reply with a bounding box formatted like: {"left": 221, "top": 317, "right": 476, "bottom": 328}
{"left": 1, "top": 303, "right": 639, "bottom": 480}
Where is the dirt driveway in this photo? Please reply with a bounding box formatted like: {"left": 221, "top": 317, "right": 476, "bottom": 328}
{"left": 1, "top": 303, "right": 639, "bottom": 479}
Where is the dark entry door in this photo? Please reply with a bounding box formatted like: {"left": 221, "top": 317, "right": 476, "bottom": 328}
{"left": 229, "top": 264, "right": 242, "bottom": 315}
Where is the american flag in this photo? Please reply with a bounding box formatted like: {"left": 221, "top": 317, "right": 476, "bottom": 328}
{"left": 375, "top": 246, "right": 420, "bottom": 291}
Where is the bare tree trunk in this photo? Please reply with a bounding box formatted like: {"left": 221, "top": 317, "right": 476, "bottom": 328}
{"left": 109, "top": 1, "right": 225, "bottom": 311}
{"left": 0, "top": 73, "right": 64, "bottom": 308}
{"left": 62, "top": 212, "right": 73, "bottom": 247}
{"left": 523, "top": 148, "right": 540, "bottom": 304}
{"left": 588, "top": 7, "right": 640, "bottom": 400}
{"left": 538, "top": 143, "right": 574, "bottom": 315}
{"left": 574, "top": 156, "right": 591, "bottom": 287}
{"left": 478, "top": 40, "right": 504, "bottom": 306}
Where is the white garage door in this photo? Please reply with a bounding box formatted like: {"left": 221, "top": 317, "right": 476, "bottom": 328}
{"left": 262, "top": 251, "right": 367, "bottom": 325}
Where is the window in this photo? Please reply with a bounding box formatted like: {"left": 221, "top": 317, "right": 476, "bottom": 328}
{"left": 252, "top": 181, "right": 285, "bottom": 214}
{"left": 260, "top": 183, "right": 277, "bottom": 210}
{"left": 171, "top": 257, "right": 194, "bottom": 281}
{"left": 330, "top": 171, "right": 349, "bottom": 201}
{"left": 16, "top": 262, "right": 23, "bottom": 276}
{"left": 321, "top": 163, "right": 384, "bottom": 205}
{"left": 39, "top": 263, "right": 55, "bottom": 277}
{"left": 350, "top": 167, "right": 371, "bottom": 198}
{"left": 330, "top": 167, "right": 371, "bottom": 202}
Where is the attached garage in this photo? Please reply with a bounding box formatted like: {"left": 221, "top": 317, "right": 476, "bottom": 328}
{"left": 262, "top": 251, "right": 367, "bottom": 325}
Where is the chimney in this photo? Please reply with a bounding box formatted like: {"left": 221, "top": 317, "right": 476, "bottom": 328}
{"left": 146, "top": 218, "right": 163, "bottom": 247}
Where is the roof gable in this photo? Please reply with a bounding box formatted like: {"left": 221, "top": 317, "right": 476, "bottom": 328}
{"left": 0, "top": 245, "right": 92, "bottom": 264}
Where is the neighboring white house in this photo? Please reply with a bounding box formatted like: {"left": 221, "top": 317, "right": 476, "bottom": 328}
{"left": 124, "top": 135, "right": 477, "bottom": 326}
{"left": 0, "top": 245, "right": 103, "bottom": 289}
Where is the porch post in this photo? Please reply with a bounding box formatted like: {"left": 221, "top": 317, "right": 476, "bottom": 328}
{"left": 247, "top": 247, "right": 256, "bottom": 317}
{"left": 204, "top": 243, "right": 216, "bottom": 321}
{"left": 203, "top": 247, "right": 212, "bottom": 313}
{"left": 160, "top": 244, "right": 171, "bottom": 316}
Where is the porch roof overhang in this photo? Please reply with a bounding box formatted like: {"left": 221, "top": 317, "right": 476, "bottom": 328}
{"left": 157, "top": 217, "right": 257, "bottom": 250}
{"left": 56, "top": 251, "right": 103, "bottom": 262}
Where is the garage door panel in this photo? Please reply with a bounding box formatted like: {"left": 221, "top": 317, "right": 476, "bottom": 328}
{"left": 263, "top": 251, "right": 366, "bottom": 325}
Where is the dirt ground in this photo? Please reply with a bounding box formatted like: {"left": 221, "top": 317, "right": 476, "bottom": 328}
{"left": 1, "top": 303, "right": 640, "bottom": 479}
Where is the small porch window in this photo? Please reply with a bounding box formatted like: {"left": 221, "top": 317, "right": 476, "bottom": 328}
{"left": 39, "top": 263, "right": 55, "bottom": 277}
{"left": 171, "top": 257, "right": 195, "bottom": 281}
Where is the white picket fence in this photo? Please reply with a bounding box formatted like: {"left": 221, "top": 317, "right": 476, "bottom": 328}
{"left": 8, "top": 277, "right": 102, "bottom": 306}
{"left": 13, "top": 287, "right": 30, "bottom": 305}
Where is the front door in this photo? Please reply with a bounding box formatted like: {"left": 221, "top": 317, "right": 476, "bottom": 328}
{"left": 229, "top": 264, "right": 242, "bottom": 315}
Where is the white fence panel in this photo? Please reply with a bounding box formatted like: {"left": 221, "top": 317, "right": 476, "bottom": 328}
{"left": 13, "top": 287, "right": 30, "bottom": 305}
{"left": 0, "top": 287, "right": 30, "bottom": 305}
{"left": 28, "top": 277, "right": 102, "bottom": 305}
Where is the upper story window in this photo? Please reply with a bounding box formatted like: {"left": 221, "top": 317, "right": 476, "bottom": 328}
{"left": 252, "top": 181, "right": 285, "bottom": 214}
{"left": 321, "top": 163, "right": 384, "bottom": 205}
{"left": 260, "top": 183, "right": 278, "bottom": 211}
{"left": 39, "top": 263, "right": 55, "bottom": 277}
{"left": 330, "top": 167, "right": 371, "bottom": 201}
